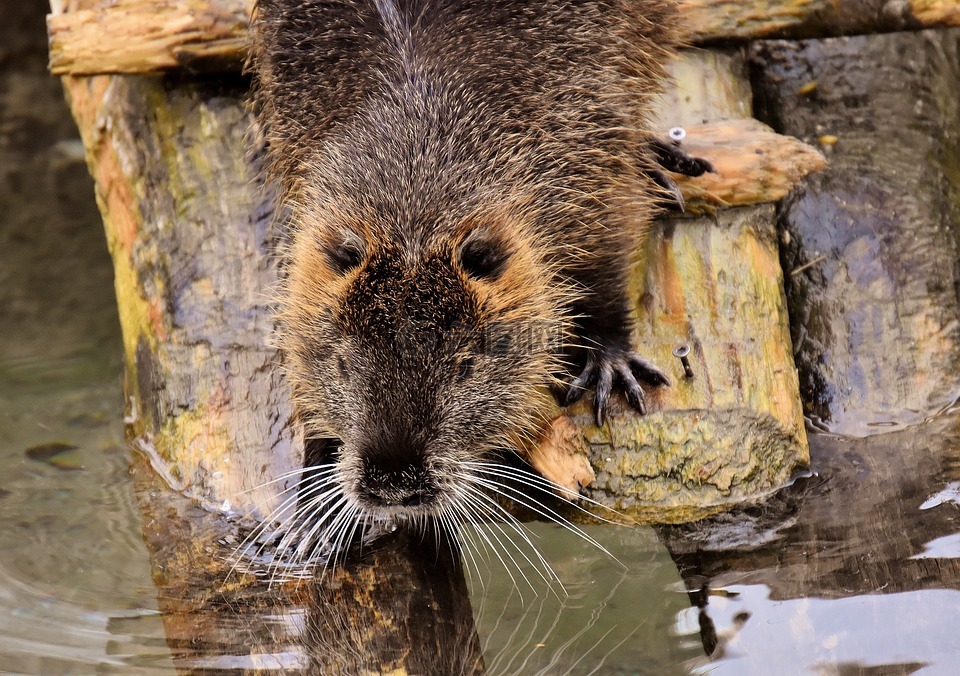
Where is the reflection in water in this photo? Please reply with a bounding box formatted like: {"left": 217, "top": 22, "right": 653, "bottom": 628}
{"left": 683, "top": 585, "right": 959, "bottom": 675}
{"left": 661, "top": 417, "right": 960, "bottom": 673}
{"left": 133, "top": 463, "right": 695, "bottom": 674}
{"left": 304, "top": 528, "right": 483, "bottom": 674}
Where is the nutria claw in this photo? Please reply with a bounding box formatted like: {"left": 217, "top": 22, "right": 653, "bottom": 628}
{"left": 563, "top": 349, "right": 670, "bottom": 427}
{"left": 650, "top": 137, "right": 715, "bottom": 178}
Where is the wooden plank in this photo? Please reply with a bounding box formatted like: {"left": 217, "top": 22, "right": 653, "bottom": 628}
{"left": 47, "top": 0, "right": 960, "bottom": 76}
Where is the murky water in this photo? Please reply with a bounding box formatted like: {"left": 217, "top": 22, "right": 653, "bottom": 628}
{"left": 5, "top": 5, "right": 960, "bottom": 675}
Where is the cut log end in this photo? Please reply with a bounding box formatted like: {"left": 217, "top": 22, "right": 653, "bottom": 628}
{"left": 671, "top": 119, "right": 827, "bottom": 212}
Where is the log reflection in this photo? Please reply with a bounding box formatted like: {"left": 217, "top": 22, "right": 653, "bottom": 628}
{"left": 304, "top": 527, "right": 484, "bottom": 675}
{"left": 133, "top": 456, "right": 483, "bottom": 674}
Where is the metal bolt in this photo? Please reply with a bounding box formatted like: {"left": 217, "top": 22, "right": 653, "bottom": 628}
{"left": 668, "top": 126, "right": 686, "bottom": 143}
{"left": 673, "top": 344, "right": 694, "bottom": 379}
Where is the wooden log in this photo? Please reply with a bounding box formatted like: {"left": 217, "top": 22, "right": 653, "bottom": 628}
{"left": 48, "top": 0, "right": 252, "bottom": 75}
{"left": 62, "top": 72, "right": 302, "bottom": 520}
{"left": 47, "top": 0, "right": 960, "bottom": 76}
{"left": 539, "top": 51, "right": 811, "bottom": 521}
{"left": 668, "top": 118, "right": 826, "bottom": 211}
{"left": 684, "top": 0, "right": 960, "bottom": 42}
{"left": 750, "top": 29, "right": 960, "bottom": 436}
{"left": 565, "top": 204, "right": 810, "bottom": 522}
{"left": 59, "top": 49, "right": 812, "bottom": 524}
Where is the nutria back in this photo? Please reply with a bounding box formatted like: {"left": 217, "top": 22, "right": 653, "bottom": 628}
{"left": 251, "top": 0, "right": 677, "bottom": 548}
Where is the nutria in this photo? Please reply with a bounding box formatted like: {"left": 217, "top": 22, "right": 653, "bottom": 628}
{"left": 250, "top": 0, "right": 703, "bottom": 551}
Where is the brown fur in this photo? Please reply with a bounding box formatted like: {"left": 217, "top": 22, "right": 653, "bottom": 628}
{"left": 251, "top": 0, "right": 677, "bottom": 526}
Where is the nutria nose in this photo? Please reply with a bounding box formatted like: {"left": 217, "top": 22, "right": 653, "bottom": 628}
{"left": 359, "top": 462, "right": 437, "bottom": 508}
{"left": 363, "top": 485, "right": 435, "bottom": 507}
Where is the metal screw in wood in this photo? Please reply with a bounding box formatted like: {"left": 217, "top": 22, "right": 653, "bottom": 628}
{"left": 673, "top": 344, "right": 694, "bottom": 379}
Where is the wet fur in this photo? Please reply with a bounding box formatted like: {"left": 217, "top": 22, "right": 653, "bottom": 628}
{"left": 251, "top": 0, "right": 677, "bottom": 542}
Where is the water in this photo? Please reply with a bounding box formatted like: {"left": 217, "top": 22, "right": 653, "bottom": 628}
{"left": 4, "top": 5, "right": 960, "bottom": 675}
{"left": 1, "top": 5, "right": 173, "bottom": 669}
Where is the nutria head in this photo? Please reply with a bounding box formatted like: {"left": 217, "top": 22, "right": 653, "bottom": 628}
{"left": 279, "top": 187, "right": 571, "bottom": 524}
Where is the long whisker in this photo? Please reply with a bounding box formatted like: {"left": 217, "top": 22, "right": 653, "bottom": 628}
{"left": 462, "top": 472, "right": 620, "bottom": 565}
{"left": 456, "top": 482, "right": 564, "bottom": 594}
{"left": 235, "top": 464, "right": 338, "bottom": 496}
{"left": 244, "top": 474, "right": 342, "bottom": 570}
{"left": 466, "top": 460, "right": 634, "bottom": 525}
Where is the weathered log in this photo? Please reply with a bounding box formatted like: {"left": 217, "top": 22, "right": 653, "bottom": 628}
{"left": 48, "top": 0, "right": 252, "bottom": 75}
{"left": 751, "top": 29, "right": 960, "bottom": 436}
{"left": 669, "top": 118, "right": 827, "bottom": 211}
{"left": 60, "top": 47, "right": 812, "bottom": 523}
{"left": 539, "top": 50, "right": 812, "bottom": 520}
{"left": 566, "top": 203, "right": 809, "bottom": 522}
{"left": 63, "top": 72, "right": 301, "bottom": 519}
{"left": 684, "top": 0, "right": 960, "bottom": 42}
{"left": 47, "top": 0, "right": 960, "bottom": 76}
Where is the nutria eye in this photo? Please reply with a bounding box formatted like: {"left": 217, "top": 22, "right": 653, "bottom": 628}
{"left": 460, "top": 237, "right": 509, "bottom": 280}
{"left": 324, "top": 242, "right": 364, "bottom": 275}
{"left": 457, "top": 356, "right": 475, "bottom": 382}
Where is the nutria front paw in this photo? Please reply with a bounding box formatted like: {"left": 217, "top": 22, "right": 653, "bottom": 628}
{"left": 561, "top": 348, "right": 670, "bottom": 427}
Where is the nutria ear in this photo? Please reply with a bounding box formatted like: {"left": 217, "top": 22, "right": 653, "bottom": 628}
{"left": 459, "top": 232, "right": 510, "bottom": 280}
{"left": 322, "top": 230, "right": 365, "bottom": 274}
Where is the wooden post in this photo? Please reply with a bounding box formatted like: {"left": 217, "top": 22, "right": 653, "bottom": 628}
{"left": 62, "top": 72, "right": 302, "bottom": 520}
{"left": 751, "top": 29, "right": 960, "bottom": 435}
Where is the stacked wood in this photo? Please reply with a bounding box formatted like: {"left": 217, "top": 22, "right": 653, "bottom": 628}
{"left": 58, "top": 38, "right": 816, "bottom": 522}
